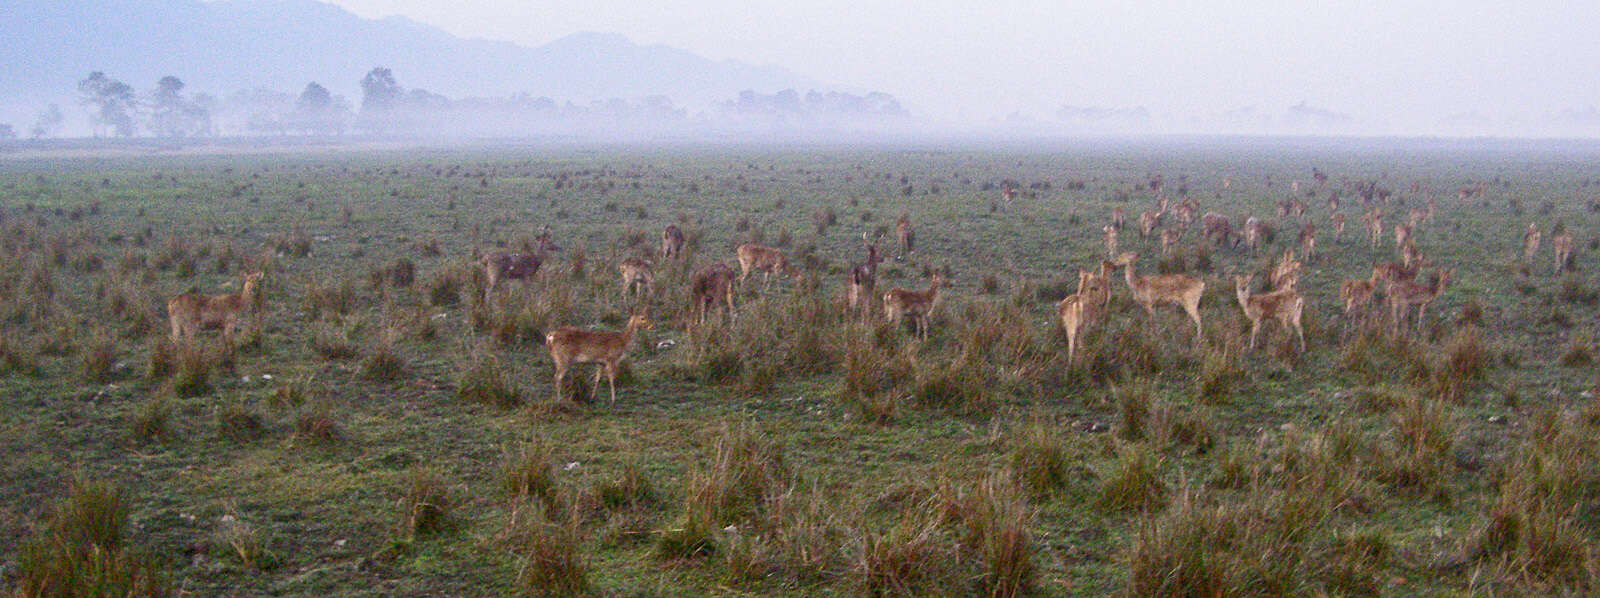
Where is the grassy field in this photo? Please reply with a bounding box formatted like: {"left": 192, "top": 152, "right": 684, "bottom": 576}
{"left": 2, "top": 137, "right": 1598, "bottom": 596}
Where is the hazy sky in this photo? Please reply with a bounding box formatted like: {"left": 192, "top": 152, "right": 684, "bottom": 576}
{"left": 297, "top": 1, "right": 1597, "bottom": 133}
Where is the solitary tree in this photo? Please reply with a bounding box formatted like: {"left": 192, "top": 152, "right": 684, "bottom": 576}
{"left": 77, "top": 72, "right": 136, "bottom": 137}
{"left": 30, "top": 104, "right": 64, "bottom": 138}
{"left": 359, "top": 68, "right": 401, "bottom": 114}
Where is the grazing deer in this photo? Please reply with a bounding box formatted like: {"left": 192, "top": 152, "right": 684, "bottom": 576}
{"left": 1160, "top": 228, "right": 1183, "bottom": 256}
{"left": 1326, "top": 193, "right": 1341, "bottom": 214}
{"left": 895, "top": 213, "right": 915, "bottom": 257}
{"left": 883, "top": 273, "right": 944, "bottom": 340}
{"left": 1400, "top": 241, "right": 1424, "bottom": 269}
{"left": 1298, "top": 223, "right": 1317, "bottom": 260}
{"left": 1522, "top": 223, "right": 1541, "bottom": 263}
{"left": 1388, "top": 268, "right": 1453, "bottom": 332}
{"left": 1058, "top": 267, "right": 1111, "bottom": 363}
{"left": 661, "top": 224, "right": 686, "bottom": 259}
{"left": 1242, "top": 217, "right": 1270, "bottom": 253}
{"left": 1113, "top": 252, "right": 1205, "bottom": 340}
{"left": 1552, "top": 228, "right": 1575, "bottom": 272}
{"left": 1339, "top": 275, "right": 1379, "bottom": 322}
{"left": 846, "top": 236, "right": 886, "bottom": 319}
{"left": 546, "top": 314, "right": 653, "bottom": 404}
{"left": 736, "top": 243, "right": 791, "bottom": 289}
{"left": 1373, "top": 260, "right": 1424, "bottom": 286}
{"left": 1330, "top": 213, "right": 1346, "bottom": 244}
{"left": 1111, "top": 207, "right": 1127, "bottom": 230}
{"left": 1393, "top": 223, "right": 1413, "bottom": 252}
{"left": 1202, "top": 212, "right": 1235, "bottom": 247}
{"left": 618, "top": 258, "right": 654, "bottom": 298}
{"left": 1233, "top": 274, "right": 1306, "bottom": 352}
{"left": 1269, "top": 250, "right": 1303, "bottom": 291}
{"left": 483, "top": 232, "right": 560, "bottom": 297}
{"left": 1138, "top": 209, "right": 1163, "bottom": 240}
{"left": 1361, "top": 209, "right": 1383, "bottom": 249}
{"left": 168, "top": 271, "right": 265, "bottom": 342}
{"left": 1176, "top": 200, "right": 1197, "bottom": 226}
{"left": 1102, "top": 224, "right": 1120, "bottom": 259}
{"left": 691, "top": 262, "right": 737, "bottom": 323}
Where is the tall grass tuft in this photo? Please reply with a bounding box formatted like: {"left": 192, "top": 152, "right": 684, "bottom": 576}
{"left": 13, "top": 479, "right": 169, "bottom": 597}
{"left": 517, "top": 514, "right": 590, "bottom": 597}
{"left": 1009, "top": 421, "right": 1070, "bottom": 497}
{"left": 401, "top": 467, "right": 455, "bottom": 537}
{"left": 458, "top": 347, "right": 521, "bottom": 408}
{"left": 657, "top": 424, "right": 790, "bottom": 560}
{"left": 1097, "top": 443, "right": 1169, "bottom": 513}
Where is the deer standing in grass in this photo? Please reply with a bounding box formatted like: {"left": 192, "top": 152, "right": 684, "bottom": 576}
{"left": 846, "top": 236, "right": 885, "bottom": 319}
{"left": 1058, "top": 268, "right": 1110, "bottom": 363}
{"left": 1362, "top": 209, "right": 1383, "bottom": 249}
{"left": 1401, "top": 242, "right": 1424, "bottom": 269}
{"left": 483, "top": 232, "right": 560, "bottom": 297}
{"left": 1298, "top": 223, "right": 1317, "bottom": 260}
{"left": 1102, "top": 225, "right": 1120, "bottom": 259}
{"left": 1111, "top": 207, "right": 1127, "bottom": 230}
{"left": 1113, "top": 252, "right": 1205, "bottom": 341}
{"left": 1138, "top": 208, "right": 1163, "bottom": 240}
{"left": 1160, "top": 228, "right": 1182, "bottom": 256}
{"left": 618, "top": 258, "right": 654, "bottom": 298}
{"left": 1269, "top": 250, "right": 1303, "bottom": 291}
{"left": 691, "top": 262, "right": 737, "bottom": 324}
{"left": 1522, "top": 223, "right": 1541, "bottom": 263}
{"left": 883, "top": 273, "right": 944, "bottom": 340}
{"left": 1203, "top": 212, "right": 1235, "bottom": 247}
{"left": 736, "top": 243, "right": 791, "bottom": 289}
{"left": 546, "top": 314, "right": 653, "bottom": 404}
{"left": 895, "top": 213, "right": 915, "bottom": 257}
{"left": 1330, "top": 213, "right": 1346, "bottom": 244}
{"left": 168, "top": 271, "right": 265, "bottom": 342}
{"left": 1339, "top": 274, "right": 1380, "bottom": 324}
{"left": 1243, "top": 217, "right": 1270, "bottom": 253}
{"left": 1393, "top": 223, "right": 1413, "bottom": 253}
{"left": 1234, "top": 274, "right": 1306, "bottom": 352}
{"left": 661, "top": 225, "right": 686, "bottom": 259}
{"left": 1388, "top": 268, "right": 1454, "bottom": 333}
{"left": 1552, "top": 228, "right": 1575, "bottom": 272}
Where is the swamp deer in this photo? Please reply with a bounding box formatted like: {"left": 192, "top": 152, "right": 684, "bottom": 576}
{"left": 691, "top": 262, "right": 738, "bottom": 323}
{"left": 618, "top": 258, "right": 654, "bottom": 298}
{"left": 1393, "top": 223, "right": 1413, "bottom": 252}
{"left": 895, "top": 213, "right": 915, "bottom": 257}
{"left": 846, "top": 236, "right": 886, "bottom": 319}
{"left": 1111, "top": 207, "right": 1127, "bottom": 230}
{"left": 1330, "top": 213, "right": 1346, "bottom": 244}
{"left": 1298, "top": 223, "right": 1317, "bottom": 260}
{"left": 168, "top": 271, "right": 265, "bottom": 342}
{"left": 546, "top": 314, "right": 653, "bottom": 404}
{"left": 661, "top": 224, "right": 686, "bottom": 259}
{"left": 736, "top": 243, "right": 792, "bottom": 289}
{"left": 1160, "top": 228, "right": 1183, "bottom": 256}
{"left": 1234, "top": 274, "right": 1306, "bottom": 352}
{"left": 1102, "top": 224, "right": 1120, "bottom": 259}
{"left": 883, "top": 273, "right": 944, "bottom": 340}
{"left": 1552, "top": 229, "right": 1575, "bottom": 272}
{"left": 1388, "top": 268, "right": 1454, "bottom": 332}
{"left": 1269, "top": 250, "right": 1303, "bottom": 291}
{"left": 1401, "top": 241, "right": 1424, "bottom": 269}
{"left": 1243, "top": 217, "right": 1272, "bottom": 253}
{"left": 1058, "top": 267, "right": 1111, "bottom": 363}
{"left": 1339, "top": 274, "right": 1379, "bottom": 322}
{"left": 1362, "top": 209, "right": 1383, "bottom": 249}
{"left": 1202, "top": 212, "right": 1235, "bottom": 247}
{"left": 1113, "top": 252, "right": 1205, "bottom": 340}
{"left": 1138, "top": 208, "right": 1163, "bottom": 240}
{"left": 1522, "top": 222, "right": 1541, "bottom": 263}
{"left": 483, "top": 232, "right": 560, "bottom": 297}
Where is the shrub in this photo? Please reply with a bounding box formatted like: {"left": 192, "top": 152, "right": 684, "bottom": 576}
{"left": 131, "top": 397, "right": 172, "bottom": 443}
{"left": 518, "top": 515, "right": 590, "bottom": 597}
{"left": 361, "top": 340, "right": 408, "bottom": 382}
{"left": 401, "top": 467, "right": 454, "bottom": 537}
{"left": 1009, "top": 422, "right": 1070, "bottom": 497}
{"left": 458, "top": 349, "right": 521, "bottom": 408}
{"left": 1097, "top": 443, "right": 1168, "bottom": 513}
{"left": 13, "top": 479, "right": 168, "bottom": 597}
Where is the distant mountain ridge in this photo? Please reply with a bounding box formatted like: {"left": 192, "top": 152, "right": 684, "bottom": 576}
{"left": 1, "top": 0, "right": 822, "bottom": 110}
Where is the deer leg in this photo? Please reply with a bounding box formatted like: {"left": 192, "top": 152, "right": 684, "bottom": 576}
{"left": 552, "top": 366, "right": 566, "bottom": 402}
{"left": 1248, "top": 321, "right": 1261, "bottom": 350}
{"left": 606, "top": 362, "right": 618, "bottom": 404}
{"left": 590, "top": 365, "right": 604, "bottom": 399}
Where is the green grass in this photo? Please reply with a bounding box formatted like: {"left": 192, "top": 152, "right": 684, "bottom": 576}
{"left": 0, "top": 138, "right": 1597, "bottom": 595}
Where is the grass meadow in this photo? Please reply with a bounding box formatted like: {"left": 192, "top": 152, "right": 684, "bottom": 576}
{"left": 1, "top": 137, "right": 1598, "bottom": 596}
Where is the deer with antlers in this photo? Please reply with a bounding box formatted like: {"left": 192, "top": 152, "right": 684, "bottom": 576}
{"left": 846, "top": 235, "right": 886, "bottom": 319}
{"left": 736, "top": 243, "right": 792, "bottom": 289}
{"left": 546, "top": 313, "right": 653, "bottom": 404}
{"left": 691, "top": 262, "right": 737, "bottom": 324}
{"left": 618, "top": 258, "right": 654, "bottom": 298}
{"left": 1112, "top": 252, "right": 1205, "bottom": 340}
{"left": 661, "top": 224, "right": 686, "bottom": 259}
{"left": 895, "top": 213, "right": 915, "bottom": 257}
{"left": 483, "top": 230, "right": 560, "bottom": 297}
{"left": 883, "top": 273, "right": 944, "bottom": 340}
{"left": 1234, "top": 274, "right": 1306, "bottom": 352}
{"left": 168, "top": 271, "right": 265, "bottom": 343}
{"left": 1058, "top": 266, "right": 1111, "bottom": 363}
{"left": 1388, "top": 268, "right": 1454, "bottom": 333}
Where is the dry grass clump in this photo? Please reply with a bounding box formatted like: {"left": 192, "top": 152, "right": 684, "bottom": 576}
{"left": 1375, "top": 392, "right": 1456, "bottom": 499}
{"left": 130, "top": 396, "right": 173, "bottom": 444}
{"left": 215, "top": 402, "right": 266, "bottom": 442}
{"left": 1428, "top": 326, "right": 1489, "bottom": 403}
{"left": 657, "top": 424, "right": 791, "bottom": 560}
{"left": 169, "top": 340, "right": 213, "bottom": 398}
{"left": 1008, "top": 421, "right": 1071, "bottom": 497}
{"left": 502, "top": 440, "right": 558, "bottom": 508}
{"left": 1340, "top": 324, "right": 1430, "bottom": 385}
{"left": 360, "top": 338, "right": 408, "bottom": 382}
{"left": 1097, "top": 443, "right": 1169, "bottom": 513}
{"left": 401, "top": 467, "right": 455, "bottom": 538}
{"left": 1196, "top": 344, "right": 1247, "bottom": 405}
{"left": 13, "top": 479, "right": 169, "bottom": 597}
{"left": 304, "top": 278, "right": 359, "bottom": 320}
{"left": 457, "top": 347, "right": 522, "bottom": 408}
{"left": 516, "top": 514, "right": 591, "bottom": 597}
{"left": 1560, "top": 334, "right": 1595, "bottom": 368}
{"left": 291, "top": 399, "right": 343, "bottom": 445}
{"left": 722, "top": 488, "right": 854, "bottom": 588}
{"left": 851, "top": 514, "right": 962, "bottom": 597}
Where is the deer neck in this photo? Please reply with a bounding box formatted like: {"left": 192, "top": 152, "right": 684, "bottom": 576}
{"left": 241, "top": 278, "right": 260, "bottom": 308}
{"left": 1235, "top": 283, "right": 1251, "bottom": 308}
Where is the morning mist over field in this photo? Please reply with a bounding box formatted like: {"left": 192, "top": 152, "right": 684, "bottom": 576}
{"left": 1, "top": 0, "right": 1597, "bottom": 140}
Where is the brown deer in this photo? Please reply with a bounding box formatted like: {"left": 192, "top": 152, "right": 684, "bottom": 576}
{"left": 1330, "top": 213, "right": 1346, "bottom": 244}
{"left": 168, "top": 271, "right": 265, "bottom": 342}
{"left": 1202, "top": 212, "right": 1234, "bottom": 247}
{"left": 1552, "top": 228, "right": 1575, "bottom": 272}
{"left": 736, "top": 243, "right": 791, "bottom": 289}
{"left": 1362, "top": 209, "right": 1383, "bottom": 249}
{"left": 1138, "top": 208, "right": 1163, "bottom": 240}
{"left": 1242, "top": 217, "right": 1271, "bottom": 253}
{"left": 1339, "top": 275, "right": 1379, "bottom": 321}
{"left": 846, "top": 236, "right": 886, "bottom": 319}
{"left": 1113, "top": 252, "right": 1204, "bottom": 340}
{"left": 1388, "top": 268, "right": 1454, "bottom": 332}
{"left": 1393, "top": 223, "right": 1413, "bottom": 252}
{"left": 1400, "top": 241, "right": 1424, "bottom": 269}
{"left": 883, "top": 273, "right": 944, "bottom": 340}
{"left": 1522, "top": 222, "right": 1542, "bottom": 263}
{"left": 618, "top": 258, "right": 654, "bottom": 298}
{"left": 1269, "top": 250, "right": 1303, "bottom": 291}
{"left": 1298, "top": 223, "right": 1317, "bottom": 260}
{"left": 1406, "top": 209, "right": 1428, "bottom": 229}
{"left": 546, "top": 314, "right": 653, "bottom": 404}
{"left": 1160, "top": 228, "right": 1183, "bottom": 256}
{"left": 1289, "top": 198, "right": 1307, "bottom": 218}
{"left": 661, "top": 224, "right": 686, "bottom": 259}
{"left": 1102, "top": 224, "right": 1120, "bottom": 259}
{"left": 1234, "top": 274, "right": 1306, "bottom": 352}
{"left": 691, "top": 262, "right": 737, "bottom": 323}
{"left": 1177, "top": 198, "right": 1198, "bottom": 225}
{"left": 1111, "top": 207, "right": 1127, "bottom": 230}
{"left": 483, "top": 231, "right": 560, "bottom": 297}
{"left": 895, "top": 213, "right": 915, "bottom": 257}
{"left": 1058, "top": 268, "right": 1111, "bottom": 363}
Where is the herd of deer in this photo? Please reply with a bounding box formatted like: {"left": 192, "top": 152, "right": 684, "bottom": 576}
{"left": 163, "top": 177, "right": 1578, "bottom": 404}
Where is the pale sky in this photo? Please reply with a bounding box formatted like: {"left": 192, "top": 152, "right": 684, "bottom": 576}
{"left": 311, "top": 1, "right": 1597, "bottom": 133}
